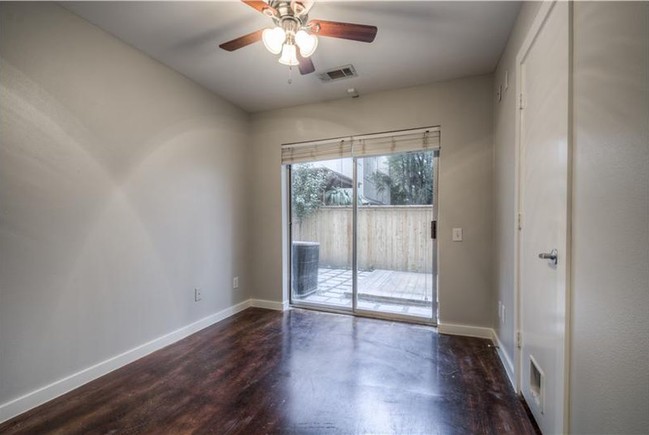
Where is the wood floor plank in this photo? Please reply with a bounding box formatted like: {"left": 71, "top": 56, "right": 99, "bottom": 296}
{"left": 0, "top": 308, "right": 539, "bottom": 434}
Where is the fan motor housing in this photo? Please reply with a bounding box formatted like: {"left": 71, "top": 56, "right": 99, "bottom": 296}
{"left": 270, "top": 1, "right": 309, "bottom": 25}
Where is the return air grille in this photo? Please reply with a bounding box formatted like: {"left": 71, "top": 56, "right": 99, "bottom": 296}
{"left": 319, "top": 64, "right": 358, "bottom": 82}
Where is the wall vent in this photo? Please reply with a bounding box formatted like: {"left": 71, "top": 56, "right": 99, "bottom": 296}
{"left": 529, "top": 356, "right": 545, "bottom": 413}
{"left": 319, "top": 64, "right": 358, "bottom": 82}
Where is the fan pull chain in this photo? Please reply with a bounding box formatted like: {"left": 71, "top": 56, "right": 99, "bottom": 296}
{"left": 287, "top": 66, "right": 293, "bottom": 85}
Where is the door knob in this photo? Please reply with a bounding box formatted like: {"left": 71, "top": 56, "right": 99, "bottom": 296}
{"left": 538, "top": 249, "right": 558, "bottom": 265}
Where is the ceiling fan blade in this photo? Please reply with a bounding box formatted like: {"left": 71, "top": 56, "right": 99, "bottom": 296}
{"left": 297, "top": 53, "right": 316, "bottom": 75}
{"left": 219, "top": 29, "right": 264, "bottom": 51}
{"left": 308, "top": 20, "right": 377, "bottom": 43}
{"left": 242, "top": 0, "right": 277, "bottom": 16}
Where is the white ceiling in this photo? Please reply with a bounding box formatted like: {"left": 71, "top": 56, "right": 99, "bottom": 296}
{"left": 63, "top": 1, "right": 521, "bottom": 113}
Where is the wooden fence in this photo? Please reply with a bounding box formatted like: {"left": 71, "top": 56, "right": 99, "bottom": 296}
{"left": 292, "top": 206, "right": 433, "bottom": 273}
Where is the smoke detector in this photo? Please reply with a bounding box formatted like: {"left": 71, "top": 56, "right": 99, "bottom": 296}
{"left": 347, "top": 88, "right": 359, "bottom": 98}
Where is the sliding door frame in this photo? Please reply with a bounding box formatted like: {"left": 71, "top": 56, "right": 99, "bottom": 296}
{"left": 352, "top": 150, "right": 439, "bottom": 325}
{"left": 287, "top": 164, "right": 352, "bottom": 315}
{"left": 286, "top": 146, "right": 439, "bottom": 326}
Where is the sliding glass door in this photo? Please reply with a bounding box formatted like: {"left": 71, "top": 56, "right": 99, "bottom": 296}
{"left": 355, "top": 150, "right": 437, "bottom": 320}
{"left": 289, "top": 157, "right": 354, "bottom": 310}
{"left": 287, "top": 128, "right": 439, "bottom": 324}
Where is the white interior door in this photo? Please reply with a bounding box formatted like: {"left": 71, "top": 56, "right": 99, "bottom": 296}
{"left": 517, "top": 2, "right": 569, "bottom": 434}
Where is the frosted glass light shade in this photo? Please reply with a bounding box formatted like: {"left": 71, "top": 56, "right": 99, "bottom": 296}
{"left": 262, "top": 27, "right": 286, "bottom": 54}
{"left": 295, "top": 30, "right": 318, "bottom": 57}
{"left": 278, "top": 43, "right": 299, "bottom": 66}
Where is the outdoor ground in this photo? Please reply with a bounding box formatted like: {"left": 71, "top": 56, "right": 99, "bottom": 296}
{"left": 295, "top": 268, "right": 434, "bottom": 318}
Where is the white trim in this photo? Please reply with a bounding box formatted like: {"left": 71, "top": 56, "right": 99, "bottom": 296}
{"left": 514, "top": 1, "right": 571, "bottom": 433}
{"left": 516, "top": 1, "right": 556, "bottom": 66}
{"left": 0, "top": 299, "right": 253, "bottom": 424}
{"left": 513, "top": 0, "right": 558, "bottom": 394}
{"left": 250, "top": 299, "right": 288, "bottom": 311}
{"left": 437, "top": 323, "right": 493, "bottom": 339}
{"left": 1, "top": 303, "right": 511, "bottom": 425}
{"left": 492, "top": 330, "right": 516, "bottom": 388}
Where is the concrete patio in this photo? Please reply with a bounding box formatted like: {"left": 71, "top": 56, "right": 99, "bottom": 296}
{"left": 295, "top": 268, "right": 435, "bottom": 318}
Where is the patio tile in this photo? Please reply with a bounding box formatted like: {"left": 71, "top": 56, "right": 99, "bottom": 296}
{"left": 300, "top": 267, "right": 434, "bottom": 318}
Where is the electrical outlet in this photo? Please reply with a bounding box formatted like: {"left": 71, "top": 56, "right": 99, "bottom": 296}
{"left": 233, "top": 276, "right": 239, "bottom": 289}
{"left": 194, "top": 288, "right": 202, "bottom": 302}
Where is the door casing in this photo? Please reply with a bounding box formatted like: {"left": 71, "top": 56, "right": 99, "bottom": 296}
{"left": 513, "top": 1, "right": 572, "bottom": 433}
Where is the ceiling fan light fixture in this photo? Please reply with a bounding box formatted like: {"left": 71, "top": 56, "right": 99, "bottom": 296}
{"left": 278, "top": 43, "right": 299, "bottom": 66}
{"left": 262, "top": 26, "right": 286, "bottom": 54}
{"left": 220, "top": 1, "right": 378, "bottom": 77}
{"left": 295, "top": 30, "right": 318, "bottom": 57}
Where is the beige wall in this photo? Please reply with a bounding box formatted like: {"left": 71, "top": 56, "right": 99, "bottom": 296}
{"left": 492, "top": 1, "right": 542, "bottom": 374}
{"left": 0, "top": 2, "right": 249, "bottom": 407}
{"left": 250, "top": 75, "right": 494, "bottom": 328}
{"left": 570, "top": 2, "right": 649, "bottom": 433}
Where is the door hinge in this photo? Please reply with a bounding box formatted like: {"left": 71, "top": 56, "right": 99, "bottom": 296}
{"left": 516, "top": 331, "right": 522, "bottom": 349}
{"left": 431, "top": 220, "right": 437, "bottom": 240}
{"left": 519, "top": 93, "right": 525, "bottom": 110}
{"left": 517, "top": 212, "right": 523, "bottom": 230}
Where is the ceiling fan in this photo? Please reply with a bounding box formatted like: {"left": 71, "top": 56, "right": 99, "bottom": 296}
{"left": 219, "top": 0, "right": 378, "bottom": 75}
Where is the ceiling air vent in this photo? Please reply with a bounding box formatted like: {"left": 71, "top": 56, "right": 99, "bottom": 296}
{"left": 319, "top": 64, "right": 358, "bottom": 82}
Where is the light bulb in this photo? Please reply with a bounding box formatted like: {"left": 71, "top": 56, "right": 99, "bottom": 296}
{"left": 262, "top": 27, "right": 286, "bottom": 55}
{"left": 278, "top": 43, "right": 299, "bottom": 66}
{"left": 295, "top": 30, "right": 318, "bottom": 58}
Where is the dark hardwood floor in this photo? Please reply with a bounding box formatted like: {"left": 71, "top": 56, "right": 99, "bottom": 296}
{"left": 0, "top": 308, "right": 539, "bottom": 434}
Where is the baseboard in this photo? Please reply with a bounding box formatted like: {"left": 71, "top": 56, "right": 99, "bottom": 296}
{"left": 0, "top": 299, "right": 252, "bottom": 424}
{"left": 492, "top": 330, "right": 516, "bottom": 388}
{"left": 437, "top": 322, "right": 494, "bottom": 339}
{"left": 250, "top": 298, "right": 288, "bottom": 311}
